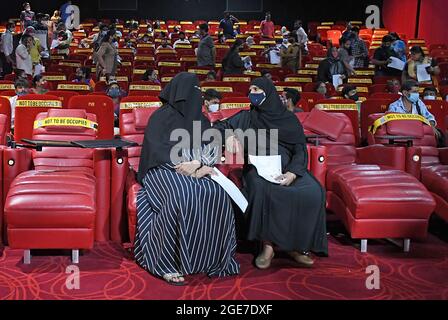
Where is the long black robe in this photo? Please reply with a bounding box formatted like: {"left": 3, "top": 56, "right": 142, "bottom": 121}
{"left": 214, "top": 78, "right": 328, "bottom": 255}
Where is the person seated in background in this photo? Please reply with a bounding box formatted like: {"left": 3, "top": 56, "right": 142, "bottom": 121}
{"left": 341, "top": 84, "right": 359, "bottom": 102}
{"left": 261, "top": 69, "right": 273, "bottom": 81}
{"left": 402, "top": 46, "right": 440, "bottom": 84}
{"left": 260, "top": 12, "right": 275, "bottom": 39}
{"left": 280, "top": 33, "right": 300, "bottom": 73}
{"left": 9, "top": 78, "right": 30, "bottom": 127}
{"left": 142, "top": 68, "right": 160, "bottom": 84}
{"left": 30, "top": 74, "right": 49, "bottom": 94}
{"left": 156, "top": 38, "right": 173, "bottom": 50}
{"left": 216, "top": 33, "right": 226, "bottom": 45}
{"left": 54, "top": 22, "right": 73, "bottom": 56}
{"left": 371, "top": 35, "right": 401, "bottom": 77}
{"left": 338, "top": 37, "right": 355, "bottom": 76}
{"left": 139, "top": 33, "right": 152, "bottom": 44}
{"left": 168, "top": 26, "right": 180, "bottom": 40}
{"left": 173, "top": 31, "right": 190, "bottom": 48}
{"left": 386, "top": 79, "right": 401, "bottom": 94}
{"left": 245, "top": 36, "right": 255, "bottom": 49}
{"left": 388, "top": 80, "right": 441, "bottom": 142}
{"left": 317, "top": 47, "right": 348, "bottom": 84}
{"left": 73, "top": 67, "right": 95, "bottom": 90}
{"left": 222, "top": 39, "right": 246, "bottom": 75}
{"left": 106, "top": 79, "right": 127, "bottom": 118}
{"left": 281, "top": 87, "right": 303, "bottom": 113}
{"left": 422, "top": 87, "right": 438, "bottom": 100}
{"left": 204, "top": 70, "right": 217, "bottom": 82}
{"left": 390, "top": 32, "right": 407, "bottom": 62}
{"left": 315, "top": 81, "right": 329, "bottom": 98}
{"left": 203, "top": 88, "right": 222, "bottom": 113}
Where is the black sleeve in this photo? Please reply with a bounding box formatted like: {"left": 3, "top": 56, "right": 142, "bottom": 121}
{"left": 373, "top": 48, "right": 384, "bottom": 61}
{"left": 317, "top": 60, "right": 328, "bottom": 82}
{"left": 232, "top": 52, "right": 244, "bottom": 68}
{"left": 431, "top": 58, "right": 438, "bottom": 67}
{"left": 213, "top": 111, "right": 249, "bottom": 137}
{"left": 285, "top": 143, "right": 308, "bottom": 177}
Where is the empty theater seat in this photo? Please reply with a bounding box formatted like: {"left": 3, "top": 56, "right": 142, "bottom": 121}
{"left": 4, "top": 109, "right": 112, "bottom": 263}
{"left": 367, "top": 113, "right": 448, "bottom": 222}
{"left": 297, "top": 109, "right": 436, "bottom": 252}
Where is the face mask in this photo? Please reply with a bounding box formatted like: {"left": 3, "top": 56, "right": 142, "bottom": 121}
{"left": 108, "top": 88, "right": 121, "bottom": 98}
{"left": 208, "top": 104, "right": 220, "bottom": 112}
{"left": 317, "top": 87, "right": 327, "bottom": 95}
{"left": 17, "top": 91, "right": 27, "bottom": 96}
{"left": 249, "top": 92, "right": 266, "bottom": 106}
{"left": 424, "top": 95, "right": 436, "bottom": 100}
{"left": 348, "top": 94, "right": 359, "bottom": 102}
{"left": 407, "top": 92, "right": 420, "bottom": 104}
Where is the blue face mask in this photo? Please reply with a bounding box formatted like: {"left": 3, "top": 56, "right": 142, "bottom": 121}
{"left": 408, "top": 92, "right": 420, "bottom": 104}
{"left": 249, "top": 92, "right": 266, "bottom": 106}
{"left": 108, "top": 88, "right": 121, "bottom": 98}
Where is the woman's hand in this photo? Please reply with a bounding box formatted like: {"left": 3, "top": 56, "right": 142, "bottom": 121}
{"left": 225, "top": 135, "right": 240, "bottom": 154}
{"left": 275, "top": 172, "right": 297, "bottom": 186}
{"left": 194, "top": 166, "right": 216, "bottom": 179}
{"left": 175, "top": 160, "right": 201, "bottom": 176}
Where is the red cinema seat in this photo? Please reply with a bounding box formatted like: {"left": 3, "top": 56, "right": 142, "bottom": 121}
{"left": 0, "top": 97, "right": 12, "bottom": 137}
{"left": 119, "top": 95, "right": 162, "bottom": 122}
{"left": 42, "top": 73, "right": 67, "bottom": 88}
{"left": 14, "top": 95, "right": 63, "bottom": 143}
{"left": 201, "top": 82, "right": 234, "bottom": 95}
{"left": 360, "top": 99, "right": 392, "bottom": 143}
{"left": 219, "top": 97, "right": 251, "bottom": 120}
{"left": 298, "top": 109, "right": 435, "bottom": 252}
{"left": 4, "top": 109, "right": 111, "bottom": 263}
{"left": 0, "top": 114, "right": 8, "bottom": 243}
{"left": 327, "top": 30, "right": 342, "bottom": 47}
{"left": 128, "top": 82, "right": 163, "bottom": 96}
{"left": 313, "top": 99, "right": 360, "bottom": 145}
{"left": 369, "top": 92, "right": 402, "bottom": 100}
{"left": 47, "top": 90, "right": 79, "bottom": 108}
{"left": 111, "top": 108, "right": 159, "bottom": 242}
{"left": 56, "top": 81, "right": 91, "bottom": 95}
{"left": 421, "top": 100, "right": 448, "bottom": 134}
{"left": 68, "top": 95, "right": 115, "bottom": 139}
{"left": 0, "top": 81, "right": 16, "bottom": 93}
{"left": 367, "top": 113, "right": 448, "bottom": 222}
{"left": 300, "top": 92, "right": 325, "bottom": 111}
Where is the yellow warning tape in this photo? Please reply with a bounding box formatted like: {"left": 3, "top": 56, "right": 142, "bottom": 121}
{"left": 369, "top": 113, "right": 431, "bottom": 134}
{"left": 33, "top": 117, "right": 98, "bottom": 130}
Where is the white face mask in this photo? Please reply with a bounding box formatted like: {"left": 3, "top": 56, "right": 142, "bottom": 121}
{"left": 208, "top": 104, "right": 220, "bottom": 113}
{"left": 424, "top": 95, "right": 436, "bottom": 100}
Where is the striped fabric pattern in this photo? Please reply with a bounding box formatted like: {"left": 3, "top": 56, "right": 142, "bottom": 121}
{"left": 134, "top": 145, "right": 240, "bottom": 278}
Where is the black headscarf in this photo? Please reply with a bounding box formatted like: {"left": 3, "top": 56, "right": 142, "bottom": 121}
{"left": 137, "top": 72, "right": 211, "bottom": 183}
{"left": 250, "top": 77, "right": 305, "bottom": 145}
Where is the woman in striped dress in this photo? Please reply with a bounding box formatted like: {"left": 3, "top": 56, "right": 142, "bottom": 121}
{"left": 135, "top": 73, "right": 240, "bottom": 285}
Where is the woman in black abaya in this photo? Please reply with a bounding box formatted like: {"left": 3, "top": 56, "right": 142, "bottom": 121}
{"left": 135, "top": 73, "right": 239, "bottom": 285}
{"left": 214, "top": 77, "right": 328, "bottom": 269}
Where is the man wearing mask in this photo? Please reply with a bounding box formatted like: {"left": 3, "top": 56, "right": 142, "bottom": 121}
{"left": 281, "top": 88, "right": 303, "bottom": 113}
{"left": 280, "top": 34, "right": 300, "bottom": 73}
{"left": 388, "top": 80, "right": 439, "bottom": 140}
{"left": 16, "top": 34, "right": 33, "bottom": 76}
{"left": 260, "top": 12, "right": 275, "bottom": 39}
{"left": 34, "top": 14, "right": 49, "bottom": 59}
{"left": 203, "top": 89, "right": 222, "bottom": 113}
{"left": 9, "top": 78, "right": 30, "bottom": 127}
{"left": 342, "top": 85, "right": 359, "bottom": 101}
{"left": 107, "top": 80, "right": 126, "bottom": 118}
{"left": 422, "top": 87, "right": 438, "bottom": 101}
{"left": 20, "top": 2, "right": 35, "bottom": 31}
{"left": 1, "top": 22, "right": 16, "bottom": 75}
{"left": 315, "top": 81, "right": 328, "bottom": 98}
{"left": 371, "top": 35, "right": 401, "bottom": 77}
{"left": 219, "top": 12, "right": 239, "bottom": 39}
{"left": 386, "top": 79, "right": 401, "bottom": 94}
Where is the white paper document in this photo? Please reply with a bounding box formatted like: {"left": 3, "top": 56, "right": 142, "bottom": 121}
{"left": 248, "top": 155, "right": 282, "bottom": 184}
{"left": 417, "top": 63, "right": 431, "bottom": 82}
{"left": 211, "top": 168, "right": 248, "bottom": 213}
{"left": 269, "top": 50, "right": 281, "bottom": 65}
{"left": 332, "top": 74, "right": 343, "bottom": 89}
{"left": 387, "top": 57, "right": 405, "bottom": 71}
{"left": 50, "top": 39, "right": 60, "bottom": 50}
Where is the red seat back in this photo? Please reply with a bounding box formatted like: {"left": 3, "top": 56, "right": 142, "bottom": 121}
{"left": 67, "top": 95, "right": 114, "bottom": 139}
{"left": 120, "top": 108, "right": 159, "bottom": 171}
{"left": 360, "top": 99, "right": 392, "bottom": 142}
{"left": 297, "top": 110, "right": 357, "bottom": 167}
{"left": 56, "top": 81, "right": 91, "bottom": 95}
{"left": 220, "top": 97, "right": 251, "bottom": 119}
{"left": 0, "top": 97, "right": 12, "bottom": 135}
{"left": 31, "top": 109, "right": 98, "bottom": 173}
{"left": 128, "top": 81, "right": 162, "bottom": 96}
{"left": 46, "top": 90, "right": 79, "bottom": 108}
{"left": 14, "top": 94, "right": 63, "bottom": 143}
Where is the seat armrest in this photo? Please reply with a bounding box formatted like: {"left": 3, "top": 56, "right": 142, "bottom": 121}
{"left": 439, "top": 148, "right": 448, "bottom": 165}
{"left": 375, "top": 135, "right": 417, "bottom": 147}
{"left": 356, "top": 144, "right": 406, "bottom": 171}
{"left": 127, "top": 170, "right": 142, "bottom": 245}
{"left": 309, "top": 145, "right": 327, "bottom": 188}
{"left": 93, "top": 148, "right": 112, "bottom": 241}
{"left": 110, "top": 148, "right": 130, "bottom": 243}
{"left": 3, "top": 148, "right": 33, "bottom": 204}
